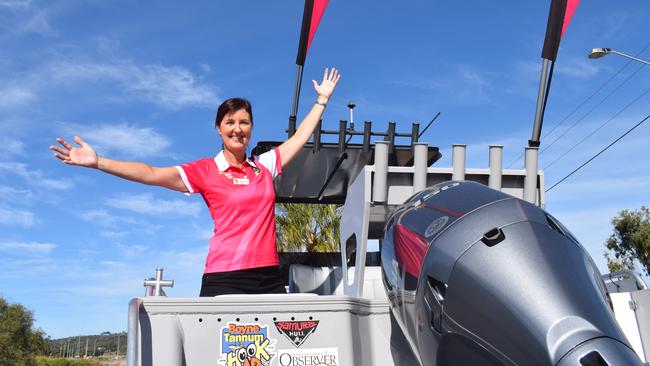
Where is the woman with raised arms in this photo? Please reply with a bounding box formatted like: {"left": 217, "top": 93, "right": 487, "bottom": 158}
{"left": 51, "top": 68, "right": 341, "bottom": 296}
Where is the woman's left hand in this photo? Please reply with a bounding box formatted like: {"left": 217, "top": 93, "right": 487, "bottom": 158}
{"left": 312, "top": 67, "right": 341, "bottom": 103}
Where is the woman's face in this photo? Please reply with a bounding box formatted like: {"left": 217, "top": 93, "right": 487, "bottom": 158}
{"left": 217, "top": 109, "right": 252, "bottom": 154}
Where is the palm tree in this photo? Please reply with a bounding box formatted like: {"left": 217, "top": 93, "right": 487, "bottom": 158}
{"left": 275, "top": 203, "right": 341, "bottom": 252}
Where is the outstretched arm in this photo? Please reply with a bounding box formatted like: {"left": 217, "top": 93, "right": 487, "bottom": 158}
{"left": 278, "top": 67, "right": 341, "bottom": 167}
{"left": 50, "top": 136, "right": 188, "bottom": 193}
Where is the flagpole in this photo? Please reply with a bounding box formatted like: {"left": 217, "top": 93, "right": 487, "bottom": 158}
{"left": 289, "top": 0, "right": 313, "bottom": 138}
{"left": 529, "top": 58, "right": 551, "bottom": 147}
{"left": 288, "top": 0, "right": 328, "bottom": 138}
{"left": 531, "top": 0, "right": 573, "bottom": 148}
{"left": 289, "top": 64, "right": 304, "bottom": 137}
{"left": 524, "top": 58, "right": 552, "bottom": 203}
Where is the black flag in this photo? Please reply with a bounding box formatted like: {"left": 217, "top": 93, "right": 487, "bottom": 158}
{"left": 295, "top": 0, "right": 329, "bottom": 66}
{"left": 541, "top": 0, "right": 580, "bottom": 61}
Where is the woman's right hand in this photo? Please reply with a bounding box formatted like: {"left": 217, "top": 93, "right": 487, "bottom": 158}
{"left": 50, "top": 136, "right": 99, "bottom": 168}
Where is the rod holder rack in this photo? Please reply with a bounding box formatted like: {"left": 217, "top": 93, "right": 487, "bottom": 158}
{"left": 288, "top": 120, "right": 421, "bottom": 153}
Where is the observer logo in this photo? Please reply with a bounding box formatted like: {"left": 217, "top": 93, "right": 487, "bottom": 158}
{"left": 278, "top": 347, "right": 339, "bottom": 366}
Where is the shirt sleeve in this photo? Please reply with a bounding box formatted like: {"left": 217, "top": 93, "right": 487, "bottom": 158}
{"left": 256, "top": 148, "right": 283, "bottom": 179}
{"left": 176, "top": 159, "right": 208, "bottom": 194}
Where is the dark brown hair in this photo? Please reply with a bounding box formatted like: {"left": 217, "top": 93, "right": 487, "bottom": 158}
{"left": 215, "top": 98, "right": 253, "bottom": 128}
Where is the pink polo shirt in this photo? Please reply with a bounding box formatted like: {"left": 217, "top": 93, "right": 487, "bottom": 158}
{"left": 176, "top": 149, "right": 282, "bottom": 273}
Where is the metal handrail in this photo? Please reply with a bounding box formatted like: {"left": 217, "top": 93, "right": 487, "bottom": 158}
{"left": 602, "top": 269, "right": 648, "bottom": 291}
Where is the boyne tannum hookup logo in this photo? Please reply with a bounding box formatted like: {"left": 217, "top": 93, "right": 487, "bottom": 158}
{"left": 219, "top": 323, "right": 276, "bottom": 366}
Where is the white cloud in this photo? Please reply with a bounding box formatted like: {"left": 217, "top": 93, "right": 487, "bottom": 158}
{"left": 159, "top": 246, "right": 207, "bottom": 271}
{"left": 0, "top": 161, "right": 73, "bottom": 190}
{"left": 453, "top": 67, "right": 495, "bottom": 105}
{"left": 0, "top": 56, "right": 218, "bottom": 111}
{"left": 200, "top": 63, "right": 212, "bottom": 73}
{"left": 80, "top": 249, "right": 101, "bottom": 256}
{"left": 191, "top": 222, "right": 214, "bottom": 241}
{"left": 115, "top": 243, "right": 148, "bottom": 258}
{"left": 59, "top": 123, "right": 171, "bottom": 159}
{"left": 515, "top": 60, "right": 541, "bottom": 79}
{"left": 17, "top": 8, "right": 51, "bottom": 35}
{"left": 0, "top": 184, "right": 33, "bottom": 200}
{"left": 0, "top": 1, "right": 52, "bottom": 36}
{"left": 100, "top": 230, "right": 129, "bottom": 238}
{"left": 0, "top": 207, "right": 35, "bottom": 227}
{"left": 0, "top": 86, "right": 36, "bottom": 108}
{"left": 0, "top": 241, "right": 56, "bottom": 255}
{"left": 79, "top": 209, "right": 116, "bottom": 222}
{"left": 0, "top": 0, "right": 31, "bottom": 8}
{"left": 78, "top": 209, "right": 122, "bottom": 227}
{"left": 556, "top": 58, "right": 600, "bottom": 78}
{"left": 99, "top": 260, "right": 127, "bottom": 269}
{"left": 48, "top": 60, "right": 219, "bottom": 109}
{"left": 78, "top": 207, "right": 166, "bottom": 239}
{"left": 104, "top": 193, "right": 201, "bottom": 217}
{"left": 134, "top": 65, "right": 217, "bottom": 107}
{"left": 0, "top": 258, "right": 54, "bottom": 277}
{"left": 390, "top": 66, "right": 496, "bottom": 106}
{"left": 0, "top": 138, "right": 25, "bottom": 156}
{"left": 78, "top": 209, "right": 157, "bottom": 238}
{"left": 461, "top": 69, "right": 487, "bottom": 89}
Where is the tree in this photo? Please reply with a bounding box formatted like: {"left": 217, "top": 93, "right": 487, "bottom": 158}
{"left": 0, "top": 295, "right": 49, "bottom": 365}
{"left": 275, "top": 203, "right": 341, "bottom": 252}
{"left": 604, "top": 206, "right": 650, "bottom": 276}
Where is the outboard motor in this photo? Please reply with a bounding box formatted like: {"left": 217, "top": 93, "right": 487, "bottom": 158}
{"left": 381, "top": 181, "right": 642, "bottom": 366}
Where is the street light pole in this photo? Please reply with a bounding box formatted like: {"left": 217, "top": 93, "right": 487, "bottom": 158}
{"left": 588, "top": 48, "right": 650, "bottom": 65}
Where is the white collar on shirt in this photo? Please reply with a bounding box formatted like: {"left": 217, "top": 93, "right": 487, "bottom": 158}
{"left": 214, "top": 150, "right": 258, "bottom": 172}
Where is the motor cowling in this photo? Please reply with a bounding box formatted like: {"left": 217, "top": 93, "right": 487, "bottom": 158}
{"left": 381, "top": 181, "right": 642, "bottom": 365}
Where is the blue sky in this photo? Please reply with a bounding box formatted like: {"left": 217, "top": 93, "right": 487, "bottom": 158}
{"left": 0, "top": 0, "right": 648, "bottom": 338}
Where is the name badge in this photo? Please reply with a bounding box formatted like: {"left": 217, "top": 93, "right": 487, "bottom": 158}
{"left": 233, "top": 178, "right": 249, "bottom": 185}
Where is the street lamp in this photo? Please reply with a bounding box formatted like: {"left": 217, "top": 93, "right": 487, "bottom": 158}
{"left": 588, "top": 48, "right": 650, "bottom": 65}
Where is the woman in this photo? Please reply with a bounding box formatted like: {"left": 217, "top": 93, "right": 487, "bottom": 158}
{"left": 51, "top": 68, "right": 341, "bottom": 296}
